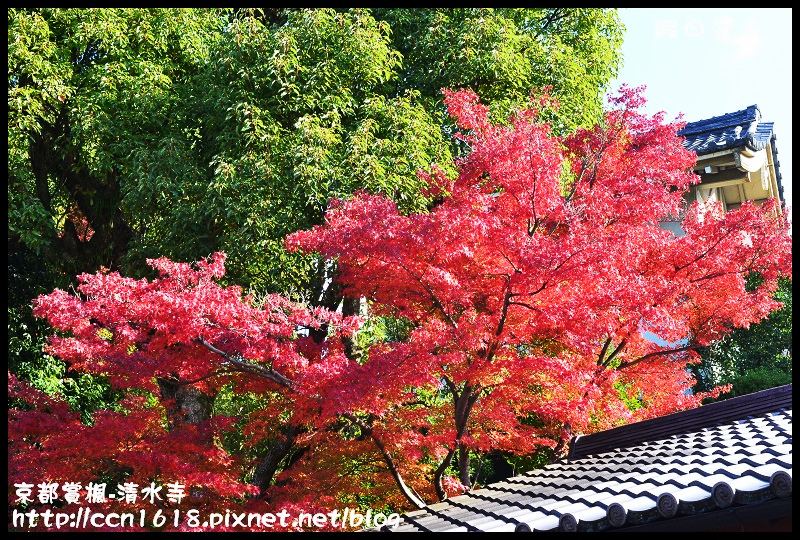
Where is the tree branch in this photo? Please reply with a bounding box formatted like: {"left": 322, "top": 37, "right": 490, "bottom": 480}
{"left": 195, "top": 337, "right": 296, "bottom": 390}
{"left": 603, "top": 338, "right": 627, "bottom": 367}
{"left": 597, "top": 337, "right": 612, "bottom": 366}
{"left": 397, "top": 260, "right": 459, "bottom": 330}
{"left": 433, "top": 448, "right": 457, "bottom": 501}
{"left": 343, "top": 413, "right": 427, "bottom": 509}
{"left": 483, "top": 285, "right": 513, "bottom": 364}
{"left": 618, "top": 345, "right": 696, "bottom": 370}
{"left": 173, "top": 369, "right": 239, "bottom": 386}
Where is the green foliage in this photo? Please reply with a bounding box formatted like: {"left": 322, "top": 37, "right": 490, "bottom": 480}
{"left": 355, "top": 312, "right": 415, "bottom": 354}
{"left": 9, "top": 8, "right": 227, "bottom": 280}
{"left": 125, "top": 8, "right": 457, "bottom": 296}
{"left": 10, "top": 7, "right": 623, "bottom": 298}
{"left": 372, "top": 8, "right": 624, "bottom": 134}
{"left": 723, "top": 368, "right": 792, "bottom": 399}
{"left": 504, "top": 448, "right": 553, "bottom": 477}
{"left": 614, "top": 380, "right": 645, "bottom": 412}
{"left": 8, "top": 305, "right": 121, "bottom": 424}
{"left": 8, "top": 7, "right": 627, "bottom": 501}
{"left": 212, "top": 384, "right": 276, "bottom": 462}
{"left": 8, "top": 223, "right": 122, "bottom": 424}
{"left": 692, "top": 277, "right": 792, "bottom": 400}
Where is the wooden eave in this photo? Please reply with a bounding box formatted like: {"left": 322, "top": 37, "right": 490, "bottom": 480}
{"left": 618, "top": 497, "right": 792, "bottom": 532}
{"left": 690, "top": 141, "right": 780, "bottom": 212}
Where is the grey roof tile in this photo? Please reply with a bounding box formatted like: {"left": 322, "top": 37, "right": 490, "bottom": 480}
{"left": 371, "top": 384, "right": 792, "bottom": 532}
{"left": 678, "top": 105, "right": 774, "bottom": 155}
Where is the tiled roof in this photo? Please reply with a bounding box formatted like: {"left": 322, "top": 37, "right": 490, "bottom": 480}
{"left": 679, "top": 104, "right": 775, "bottom": 156}
{"left": 374, "top": 384, "right": 792, "bottom": 532}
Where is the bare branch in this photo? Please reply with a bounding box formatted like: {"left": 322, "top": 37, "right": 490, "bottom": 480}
{"left": 604, "top": 338, "right": 627, "bottom": 367}
{"left": 597, "top": 337, "right": 612, "bottom": 366}
{"left": 173, "top": 369, "right": 240, "bottom": 386}
{"left": 618, "top": 345, "right": 696, "bottom": 370}
{"left": 195, "top": 337, "right": 295, "bottom": 390}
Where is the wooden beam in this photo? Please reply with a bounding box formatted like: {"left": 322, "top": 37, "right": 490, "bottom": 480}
{"left": 693, "top": 148, "right": 739, "bottom": 161}
{"left": 693, "top": 154, "right": 738, "bottom": 170}
{"left": 698, "top": 168, "right": 749, "bottom": 187}
{"left": 737, "top": 182, "right": 746, "bottom": 204}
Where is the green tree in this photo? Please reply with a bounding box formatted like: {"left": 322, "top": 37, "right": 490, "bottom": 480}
{"left": 9, "top": 7, "right": 228, "bottom": 429}
{"left": 372, "top": 8, "right": 624, "bottom": 133}
{"left": 692, "top": 277, "right": 792, "bottom": 399}
{"left": 9, "top": 8, "right": 624, "bottom": 301}
{"left": 8, "top": 7, "right": 626, "bottom": 499}
{"left": 9, "top": 8, "right": 226, "bottom": 278}
{"left": 123, "top": 8, "right": 457, "bottom": 306}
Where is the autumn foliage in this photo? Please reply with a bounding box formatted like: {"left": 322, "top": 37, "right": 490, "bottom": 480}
{"left": 10, "top": 87, "right": 791, "bottom": 529}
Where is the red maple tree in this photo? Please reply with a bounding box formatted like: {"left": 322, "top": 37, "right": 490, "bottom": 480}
{"left": 10, "top": 86, "right": 791, "bottom": 527}
{"left": 286, "top": 86, "right": 792, "bottom": 505}
{"left": 10, "top": 253, "right": 361, "bottom": 530}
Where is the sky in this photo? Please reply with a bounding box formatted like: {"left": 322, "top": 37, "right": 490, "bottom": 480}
{"left": 606, "top": 8, "right": 792, "bottom": 229}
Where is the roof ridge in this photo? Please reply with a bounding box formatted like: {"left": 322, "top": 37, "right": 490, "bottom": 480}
{"left": 568, "top": 384, "right": 792, "bottom": 460}
{"left": 679, "top": 104, "right": 760, "bottom": 136}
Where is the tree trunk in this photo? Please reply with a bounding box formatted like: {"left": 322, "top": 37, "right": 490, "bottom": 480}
{"left": 434, "top": 384, "right": 479, "bottom": 499}
{"left": 156, "top": 378, "right": 215, "bottom": 430}
{"left": 341, "top": 295, "right": 363, "bottom": 361}
{"left": 252, "top": 423, "right": 303, "bottom": 496}
{"left": 458, "top": 442, "right": 471, "bottom": 488}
